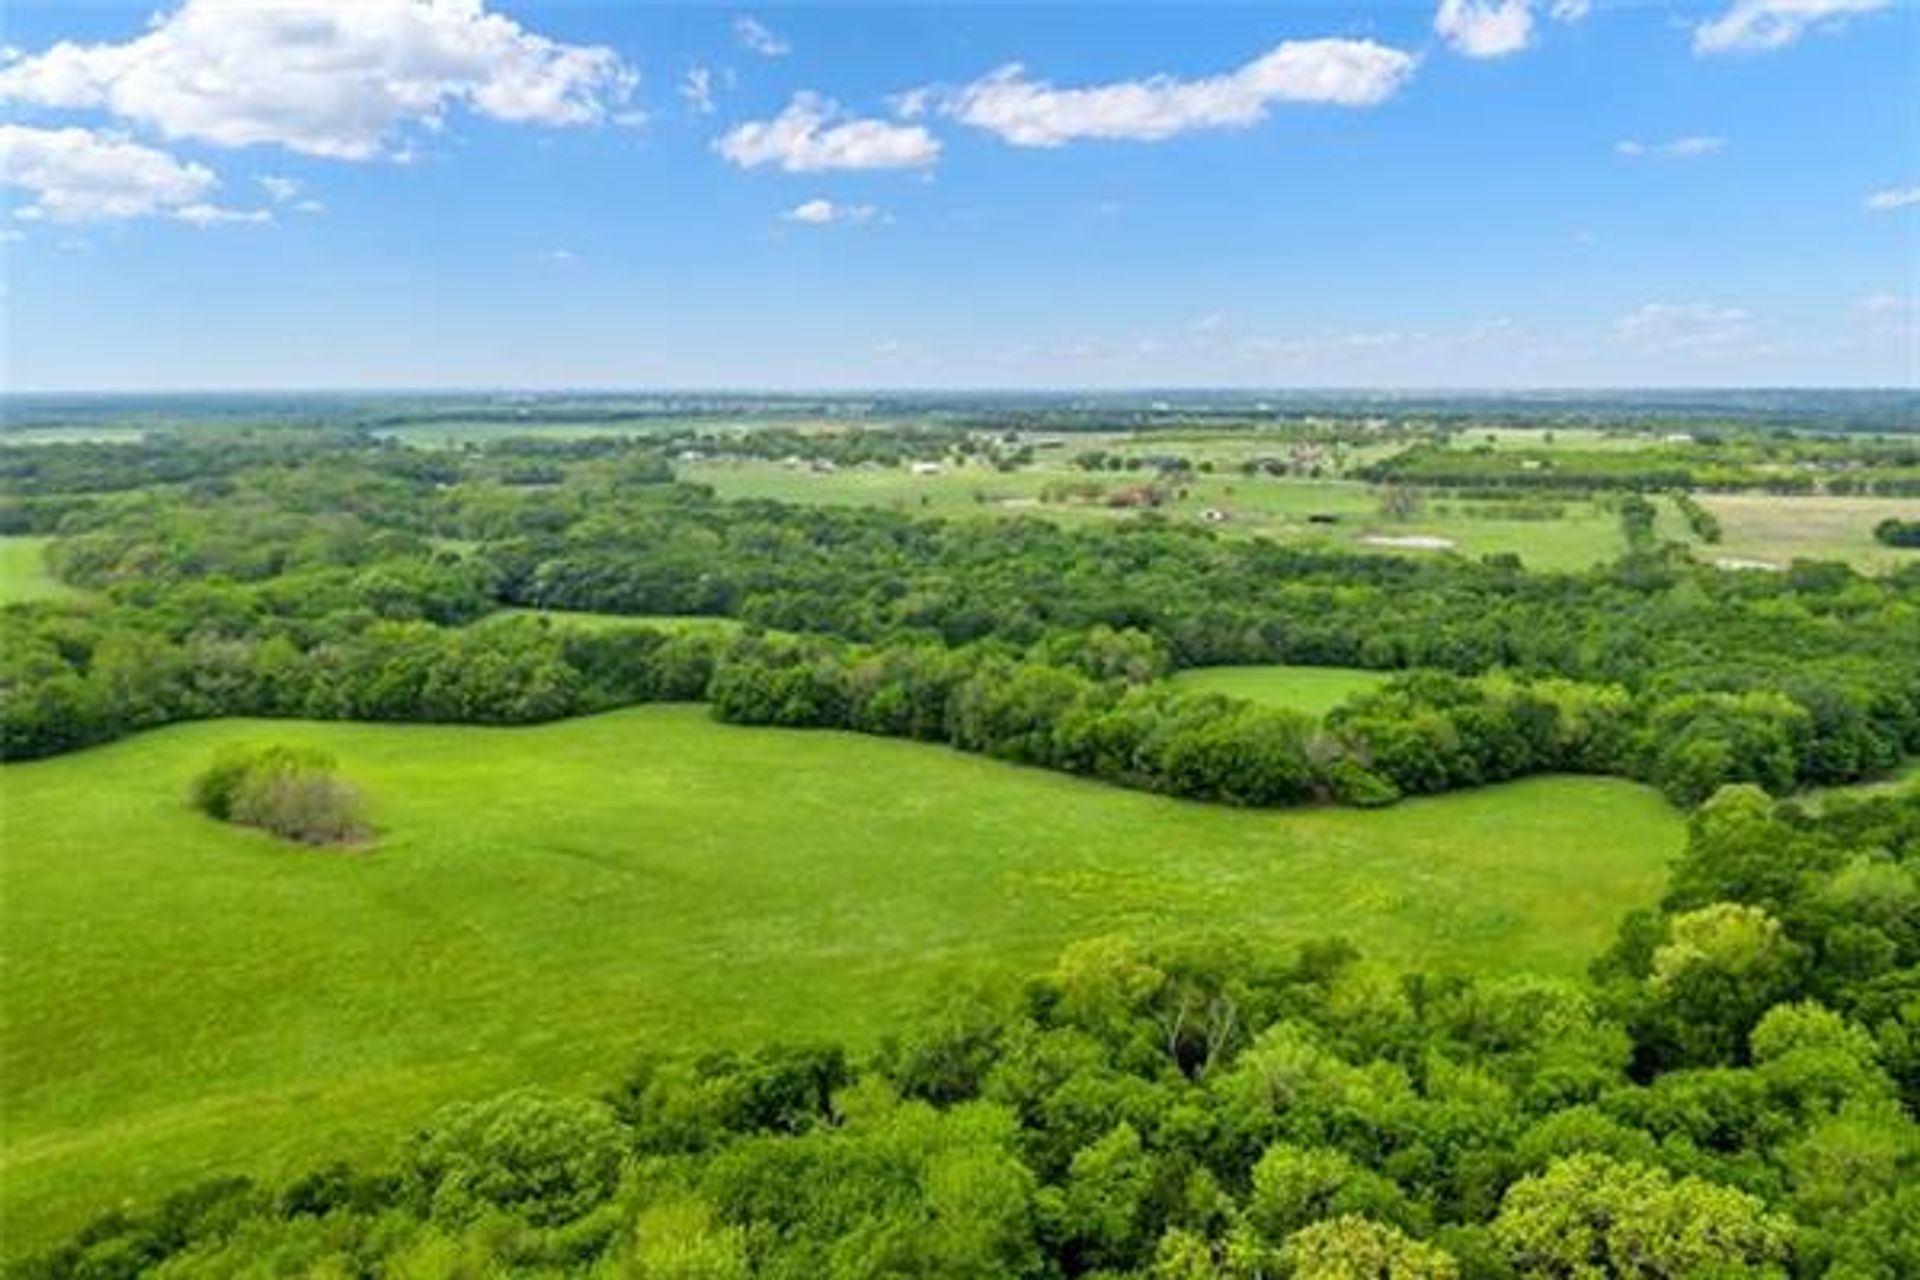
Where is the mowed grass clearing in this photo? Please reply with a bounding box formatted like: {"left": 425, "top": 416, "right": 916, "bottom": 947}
{"left": 493, "top": 606, "right": 746, "bottom": 636}
{"left": 0, "top": 708, "right": 1679, "bottom": 1251}
{"left": 1167, "top": 665, "right": 1394, "bottom": 718}
{"left": 0, "top": 537, "right": 84, "bottom": 604}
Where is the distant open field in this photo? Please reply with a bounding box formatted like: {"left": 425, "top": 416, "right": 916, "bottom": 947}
{"left": 0, "top": 707, "right": 1679, "bottom": 1251}
{"left": 495, "top": 607, "right": 746, "bottom": 635}
{"left": 1167, "top": 665, "right": 1394, "bottom": 718}
{"left": 1694, "top": 493, "right": 1920, "bottom": 573}
{"left": 683, "top": 460, "right": 1632, "bottom": 572}
{"left": 1440, "top": 426, "right": 1658, "bottom": 452}
{"left": 0, "top": 537, "right": 84, "bottom": 604}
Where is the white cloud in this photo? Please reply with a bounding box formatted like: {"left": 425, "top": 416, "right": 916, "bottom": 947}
{"left": 1859, "top": 290, "right": 1910, "bottom": 315}
{"left": 1549, "top": 0, "right": 1592, "bottom": 19}
{"left": 0, "top": 0, "right": 636, "bottom": 161}
{"left": 926, "top": 39, "right": 1416, "bottom": 148}
{"left": 733, "top": 16, "right": 790, "bottom": 58}
{"left": 1616, "top": 135, "right": 1726, "bottom": 159}
{"left": 1189, "top": 311, "right": 1229, "bottom": 333}
{"left": 538, "top": 247, "right": 578, "bottom": 263}
{"left": 0, "top": 123, "right": 265, "bottom": 224}
{"left": 717, "top": 92, "right": 940, "bottom": 171}
{"left": 1435, "top": 0, "right": 1535, "bottom": 57}
{"left": 1615, "top": 302, "right": 1754, "bottom": 351}
{"left": 1864, "top": 185, "right": 1919, "bottom": 212}
{"left": 1693, "top": 0, "right": 1889, "bottom": 54}
{"left": 681, "top": 65, "right": 715, "bottom": 115}
{"left": 783, "top": 197, "right": 879, "bottom": 225}
{"left": 173, "top": 202, "right": 270, "bottom": 226}
{"left": 257, "top": 174, "right": 300, "bottom": 202}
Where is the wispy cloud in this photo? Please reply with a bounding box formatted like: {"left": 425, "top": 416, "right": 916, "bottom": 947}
{"left": 1864, "top": 185, "right": 1919, "bottom": 212}
{"left": 1615, "top": 302, "right": 1754, "bottom": 352}
{"left": 1616, "top": 135, "right": 1726, "bottom": 159}
{"left": 733, "top": 16, "right": 790, "bottom": 58}
{"left": 1693, "top": 0, "right": 1889, "bottom": 54}
{"left": 681, "top": 65, "right": 715, "bottom": 115}
{"left": 782, "top": 198, "right": 880, "bottom": 225}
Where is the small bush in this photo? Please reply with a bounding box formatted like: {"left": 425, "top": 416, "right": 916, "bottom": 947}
{"left": 191, "top": 744, "right": 370, "bottom": 847}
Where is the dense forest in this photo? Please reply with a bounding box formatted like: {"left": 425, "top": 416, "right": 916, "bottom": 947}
{"left": 14, "top": 786, "right": 1918, "bottom": 1277}
{"left": 3, "top": 434, "right": 1917, "bottom": 814}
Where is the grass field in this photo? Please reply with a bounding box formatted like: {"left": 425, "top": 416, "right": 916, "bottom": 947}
{"left": 0, "top": 537, "right": 84, "bottom": 604}
{"left": 1439, "top": 427, "right": 1655, "bottom": 453}
{"left": 494, "top": 607, "right": 746, "bottom": 635}
{"left": 1694, "top": 493, "right": 1920, "bottom": 573}
{"left": 0, "top": 707, "right": 1679, "bottom": 1250}
{"left": 1167, "top": 665, "right": 1394, "bottom": 717}
{"left": 683, "top": 461, "right": 1630, "bottom": 571}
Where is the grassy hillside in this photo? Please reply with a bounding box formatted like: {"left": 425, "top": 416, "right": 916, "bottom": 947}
{"left": 0, "top": 707, "right": 1679, "bottom": 1250}
{"left": 1166, "top": 665, "right": 1394, "bottom": 718}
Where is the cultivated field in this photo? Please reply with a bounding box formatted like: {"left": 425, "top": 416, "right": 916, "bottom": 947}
{"left": 1166, "top": 665, "right": 1394, "bottom": 718}
{"left": 1695, "top": 493, "right": 1920, "bottom": 573}
{"left": 0, "top": 706, "right": 1679, "bottom": 1249}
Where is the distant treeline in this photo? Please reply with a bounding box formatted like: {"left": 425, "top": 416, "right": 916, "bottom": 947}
{"left": 1363, "top": 441, "right": 1920, "bottom": 496}
{"left": 4, "top": 436, "right": 1916, "bottom": 811}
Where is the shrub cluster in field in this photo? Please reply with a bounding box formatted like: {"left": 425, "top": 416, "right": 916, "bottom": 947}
{"left": 191, "top": 744, "right": 369, "bottom": 846}
{"left": 20, "top": 788, "right": 1918, "bottom": 1278}
{"left": 1874, "top": 517, "right": 1920, "bottom": 548}
{"left": 2, "top": 435, "right": 1916, "bottom": 811}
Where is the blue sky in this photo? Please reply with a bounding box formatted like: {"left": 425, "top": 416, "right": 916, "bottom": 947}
{"left": 1, "top": 0, "right": 1914, "bottom": 391}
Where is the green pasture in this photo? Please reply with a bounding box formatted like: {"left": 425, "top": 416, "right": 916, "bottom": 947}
{"left": 0, "top": 537, "right": 84, "bottom": 604}
{"left": 683, "top": 460, "right": 1630, "bottom": 571}
{"left": 1166, "top": 665, "right": 1395, "bottom": 718}
{"left": 493, "top": 607, "right": 747, "bottom": 636}
{"left": 0, "top": 707, "right": 1679, "bottom": 1250}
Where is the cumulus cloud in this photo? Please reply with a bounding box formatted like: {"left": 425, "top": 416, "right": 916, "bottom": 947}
{"left": 1693, "top": 0, "right": 1889, "bottom": 54}
{"left": 1864, "top": 185, "right": 1919, "bottom": 212}
{"left": 717, "top": 93, "right": 940, "bottom": 171}
{"left": 782, "top": 198, "right": 879, "bottom": 225}
{"left": 733, "top": 16, "right": 790, "bottom": 58}
{"left": 0, "top": 123, "right": 265, "bottom": 224}
{"left": 1616, "top": 135, "right": 1726, "bottom": 159}
{"left": 0, "top": 0, "right": 636, "bottom": 161}
{"left": 1435, "top": 0, "right": 1535, "bottom": 57}
{"left": 1615, "top": 302, "right": 1754, "bottom": 351}
{"left": 1434, "top": 0, "right": 1591, "bottom": 58}
{"left": 923, "top": 39, "right": 1415, "bottom": 148}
